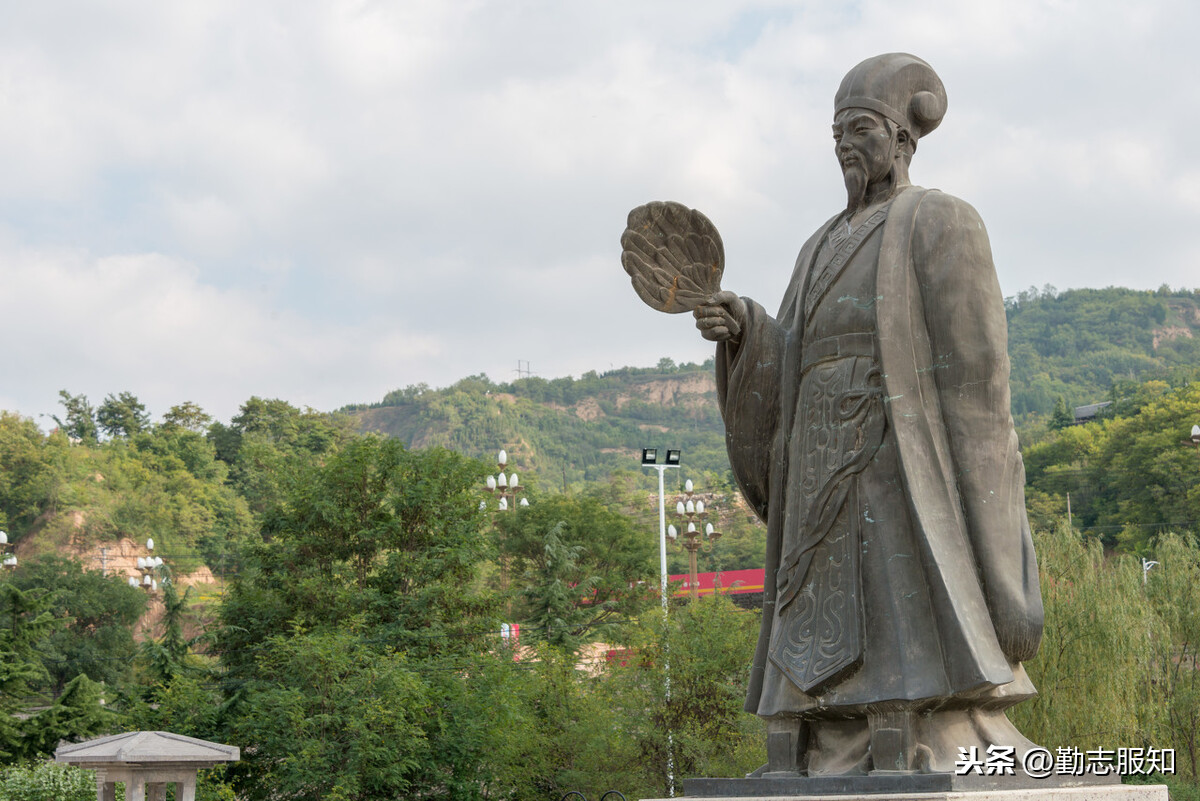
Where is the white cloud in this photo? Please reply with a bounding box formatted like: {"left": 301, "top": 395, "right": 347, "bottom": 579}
{"left": 1, "top": 0, "right": 1198, "bottom": 421}
{"left": 0, "top": 242, "right": 441, "bottom": 422}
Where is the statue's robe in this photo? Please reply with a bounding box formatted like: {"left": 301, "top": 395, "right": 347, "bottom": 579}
{"left": 716, "top": 185, "right": 1044, "bottom": 773}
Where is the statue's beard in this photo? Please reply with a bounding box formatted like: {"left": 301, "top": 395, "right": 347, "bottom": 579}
{"left": 843, "top": 164, "right": 870, "bottom": 213}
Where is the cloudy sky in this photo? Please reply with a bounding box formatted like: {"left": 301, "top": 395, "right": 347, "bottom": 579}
{"left": 1, "top": 0, "right": 1197, "bottom": 425}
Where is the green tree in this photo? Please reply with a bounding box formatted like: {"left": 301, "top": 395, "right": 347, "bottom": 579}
{"left": 0, "top": 584, "right": 111, "bottom": 760}
{"left": 1049, "top": 395, "right": 1073, "bottom": 430}
{"left": 209, "top": 397, "right": 358, "bottom": 515}
{"left": 1145, "top": 534, "right": 1200, "bottom": 779}
{"left": 226, "top": 630, "right": 430, "bottom": 801}
{"left": 96, "top": 392, "right": 150, "bottom": 439}
{"left": 0, "top": 584, "right": 57, "bottom": 757}
{"left": 8, "top": 555, "right": 145, "bottom": 696}
{"left": 1009, "top": 525, "right": 1163, "bottom": 751}
{"left": 17, "top": 673, "right": 111, "bottom": 760}
{"left": 1023, "top": 379, "right": 1200, "bottom": 549}
{"left": 137, "top": 571, "right": 199, "bottom": 688}
{"left": 161, "top": 401, "right": 213, "bottom": 433}
{"left": 218, "top": 438, "right": 519, "bottom": 799}
{"left": 605, "top": 595, "right": 764, "bottom": 797}
{"left": 521, "top": 523, "right": 599, "bottom": 650}
{"left": 219, "top": 438, "right": 496, "bottom": 670}
{"left": 494, "top": 494, "right": 654, "bottom": 650}
{"left": 51, "top": 391, "right": 97, "bottom": 445}
{"left": 0, "top": 413, "right": 53, "bottom": 536}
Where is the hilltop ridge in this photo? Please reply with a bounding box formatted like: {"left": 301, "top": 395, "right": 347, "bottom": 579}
{"left": 345, "top": 286, "right": 1200, "bottom": 488}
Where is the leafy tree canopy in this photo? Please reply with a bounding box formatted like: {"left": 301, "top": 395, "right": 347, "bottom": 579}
{"left": 96, "top": 392, "right": 150, "bottom": 439}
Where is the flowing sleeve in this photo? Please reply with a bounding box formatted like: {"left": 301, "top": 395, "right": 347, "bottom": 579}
{"left": 714, "top": 300, "right": 785, "bottom": 522}
{"left": 913, "top": 192, "right": 1043, "bottom": 662}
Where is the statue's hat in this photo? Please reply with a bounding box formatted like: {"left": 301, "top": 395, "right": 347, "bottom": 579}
{"left": 835, "top": 53, "right": 947, "bottom": 139}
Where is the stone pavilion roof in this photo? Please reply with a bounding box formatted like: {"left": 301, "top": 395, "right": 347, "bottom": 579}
{"left": 55, "top": 731, "right": 240, "bottom": 767}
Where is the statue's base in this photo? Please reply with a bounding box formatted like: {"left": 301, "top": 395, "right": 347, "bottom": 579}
{"left": 641, "top": 773, "right": 1165, "bottom": 800}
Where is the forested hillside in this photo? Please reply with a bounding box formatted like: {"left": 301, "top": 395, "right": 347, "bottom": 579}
{"left": 1006, "top": 285, "right": 1200, "bottom": 417}
{"left": 347, "top": 286, "right": 1200, "bottom": 488}
{"left": 347, "top": 358, "right": 731, "bottom": 489}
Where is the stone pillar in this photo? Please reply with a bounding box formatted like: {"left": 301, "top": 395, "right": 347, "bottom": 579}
{"left": 147, "top": 782, "right": 167, "bottom": 801}
{"left": 126, "top": 777, "right": 145, "bottom": 801}
{"left": 96, "top": 777, "right": 117, "bottom": 801}
{"left": 178, "top": 775, "right": 197, "bottom": 801}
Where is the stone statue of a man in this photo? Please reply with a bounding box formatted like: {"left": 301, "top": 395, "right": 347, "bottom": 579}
{"left": 671, "top": 53, "right": 1043, "bottom": 775}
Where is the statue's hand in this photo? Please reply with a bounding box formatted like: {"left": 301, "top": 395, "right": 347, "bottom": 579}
{"left": 694, "top": 291, "right": 746, "bottom": 344}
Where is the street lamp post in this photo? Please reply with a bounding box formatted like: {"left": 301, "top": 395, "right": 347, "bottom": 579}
{"left": 641, "top": 448, "right": 681, "bottom": 615}
{"left": 668, "top": 479, "right": 722, "bottom": 601}
{"left": 1142, "top": 557, "right": 1160, "bottom": 585}
{"left": 641, "top": 446, "right": 680, "bottom": 798}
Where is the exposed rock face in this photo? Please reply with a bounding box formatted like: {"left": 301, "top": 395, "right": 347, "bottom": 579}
{"left": 575, "top": 398, "right": 603, "bottom": 420}
{"left": 1153, "top": 325, "right": 1193, "bottom": 349}
{"left": 615, "top": 373, "right": 717, "bottom": 409}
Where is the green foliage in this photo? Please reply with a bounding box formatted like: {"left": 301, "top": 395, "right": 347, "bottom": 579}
{"left": 17, "top": 673, "right": 112, "bottom": 760}
{"left": 0, "top": 761, "right": 94, "bottom": 801}
{"left": 7, "top": 555, "right": 146, "bottom": 695}
{"left": 0, "top": 413, "right": 53, "bottom": 535}
{"left": 1144, "top": 534, "right": 1200, "bottom": 778}
{"left": 606, "top": 595, "right": 765, "bottom": 797}
{"left": 469, "top": 647, "right": 642, "bottom": 800}
{"left": 219, "top": 437, "right": 497, "bottom": 677}
{"left": 137, "top": 571, "right": 199, "bottom": 688}
{"left": 210, "top": 397, "right": 359, "bottom": 516}
{"left": 226, "top": 630, "right": 429, "bottom": 801}
{"left": 1024, "top": 380, "right": 1200, "bottom": 547}
{"left": 0, "top": 583, "right": 58, "bottom": 697}
{"left": 96, "top": 392, "right": 150, "bottom": 439}
{"left": 1049, "top": 396, "right": 1073, "bottom": 430}
{"left": 51, "top": 391, "right": 98, "bottom": 445}
{"left": 348, "top": 360, "right": 728, "bottom": 490}
{"left": 216, "top": 438, "right": 559, "bottom": 800}
{"left": 1005, "top": 286, "right": 1200, "bottom": 421}
{"left": 1011, "top": 528, "right": 1200, "bottom": 786}
{"left": 0, "top": 584, "right": 113, "bottom": 761}
{"left": 1010, "top": 525, "right": 1162, "bottom": 750}
{"left": 495, "top": 494, "right": 655, "bottom": 650}
{"left": 162, "top": 401, "right": 213, "bottom": 433}
{"left": 82, "top": 427, "right": 255, "bottom": 572}
{"left": 0, "top": 402, "right": 255, "bottom": 577}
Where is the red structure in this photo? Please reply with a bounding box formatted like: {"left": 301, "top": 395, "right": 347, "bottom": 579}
{"left": 668, "top": 568, "right": 764, "bottom": 599}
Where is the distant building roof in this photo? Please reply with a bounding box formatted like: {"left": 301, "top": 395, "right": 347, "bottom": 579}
{"left": 1073, "top": 401, "right": 1112, "bottom": 424}
{"left": 56, "top": 731, "right": 239, "bottom": 767}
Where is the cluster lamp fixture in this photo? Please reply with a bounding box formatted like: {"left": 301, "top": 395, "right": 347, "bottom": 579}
{"left": 484, "top": 449, "right": 529, "bottom": 511}
{"left": 0, "top": 531, "right": 14, "bottom": 571}
{"left": 128, "top": 537, "right": 165, "bottom": 593}
{"left": 667, "top": 479, "right": 722, "bottom": 601}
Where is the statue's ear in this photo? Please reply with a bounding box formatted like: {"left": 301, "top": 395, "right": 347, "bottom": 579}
{"left": 896, "top": 127, "right": 915, "bottom": 158}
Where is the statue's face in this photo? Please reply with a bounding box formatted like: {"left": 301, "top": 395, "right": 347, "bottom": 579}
{"left": 831, "top": 108, "right": 895, "bottom": 184}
